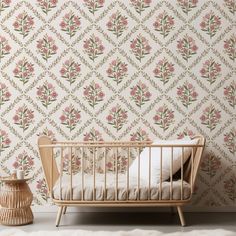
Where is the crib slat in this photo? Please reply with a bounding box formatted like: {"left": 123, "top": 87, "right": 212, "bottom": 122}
{"left": 170, "top": 147, "right": 173, "bottom": 200}
{"left": 159, "top": 147, "right": 162, "bottom": 200}
{"left": 127, "top": 147, "right": 130, "bottom": 201}
{"left": 51, "top": 147, "right": 53, "bottom": 198}
{"left": 181, "top": 147, "right": 184, "bottom": 200}
{"left": 104, "top": 147, "right": 106, "bottom": 201}
{"left": 70, "top": 147, "right": 72, "bottom": 201}
{"left": 138, "top": 147, "right": 140, "bottom": 201}
{"left": 115, "top": 147, "right": 118, "bottom": 201}
{"left": 81, "top": 147, "right": 84, "bottom": 201}
{"left": 148, "top": 147, "right": 151, "bottom": 200}
{"left": 191, "top": 147, "right": 194, "bottom": 194}
{"left": 60, "top": 147, "right": 63, "bottom": 201}
{"left": 93, "top": 147, "right": 95, "bottom": 201}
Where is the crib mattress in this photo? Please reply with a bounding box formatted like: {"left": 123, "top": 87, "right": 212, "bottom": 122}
{"left": 53, "top": 173, "right": 191, "bottom": 201}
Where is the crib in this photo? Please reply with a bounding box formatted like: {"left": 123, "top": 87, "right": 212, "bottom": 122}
{"left": 38, "top": 135, "right": 205, "bottom": 227}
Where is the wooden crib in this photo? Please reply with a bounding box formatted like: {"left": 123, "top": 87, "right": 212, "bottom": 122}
{"left": 38, "top": 135, "right": 205, "bottom": 227}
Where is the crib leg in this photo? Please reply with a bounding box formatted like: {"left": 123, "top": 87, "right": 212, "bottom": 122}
{"left": 56, "top": 206, "right": 63, "bottom": 227}
{"left": 63, "top": 206, "right": 67, "bottom": 215}
{"left": 177, "top": 206, "right": 186, "bottom": 227}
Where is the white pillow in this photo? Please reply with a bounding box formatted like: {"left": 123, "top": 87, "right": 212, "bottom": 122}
{"left": 128, "top": 137, "right": 199, "bottom": 186}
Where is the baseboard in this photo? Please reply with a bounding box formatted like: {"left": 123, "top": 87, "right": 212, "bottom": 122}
{"left": 32, "top": 205, "right": 236, "bottom": 213}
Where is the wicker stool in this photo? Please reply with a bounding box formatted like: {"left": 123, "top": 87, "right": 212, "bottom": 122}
{"left": 0, "top": 178, "right": 33, "bottom": 226}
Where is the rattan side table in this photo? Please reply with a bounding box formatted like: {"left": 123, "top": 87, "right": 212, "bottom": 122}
{"left": 0, "top": 178, "right": 34, "bottom": 226}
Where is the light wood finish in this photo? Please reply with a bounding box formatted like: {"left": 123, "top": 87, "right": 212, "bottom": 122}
{"left": 63, "top": 206, "right": 67, "bottom": 215}
{"left": 55, "top": 206, "right": 63, "bottom": 227}
{"left": 38, "top": 135, "right": 205, "bottom": 227}
{"left": 177, "top": 206, "right": 186, "bottom": 226}
{"left": 0, "top": 178, "right": 33, "bottom": 226}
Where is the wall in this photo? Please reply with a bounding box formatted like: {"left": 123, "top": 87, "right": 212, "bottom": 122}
{"left": 0, "top": 0, "right": 235, "bottom": 207}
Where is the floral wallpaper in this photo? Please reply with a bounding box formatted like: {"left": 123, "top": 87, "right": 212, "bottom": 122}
{"left": 0, "top": 0, "right": 235, "bottom": 207}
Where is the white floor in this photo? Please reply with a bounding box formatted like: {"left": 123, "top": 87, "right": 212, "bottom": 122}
{"left": 1, "top": 212, "right": 236, "bottom": 233}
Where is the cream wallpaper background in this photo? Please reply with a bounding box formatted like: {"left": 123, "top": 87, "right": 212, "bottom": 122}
{"left": 0, "top": 0, "right": 235, "bottom": 207}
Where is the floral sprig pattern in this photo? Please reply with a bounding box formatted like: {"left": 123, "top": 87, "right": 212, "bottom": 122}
{"left": 224, "top": 0, "right": 236, "bottom": 14}
{"left": 83, "top": 34, "right": 104, "bottom": 61}
{"left": 177, "top": 82, "right": 198, "bottom": 107}
{"left": 37, "top": 0, "right": 57, "bottom": 14}
{"left": 201, "top": 153, "right": 221, "bottom": 178}
{"left": 0, "top": 36, "right": 11, "bottom": 60}
{"left": 84, "top": 81, "right": 105, "bottom": 108}
{"left": 63, "top": 153, "right": 81, "bottom": 175}
{"left": 13, "top": 11, "right": 34, "bottom": 38}
{"left": 60, "top": 105, "right": 81, "bottom": 131}
{"left": 224, "top": 81, "right": 236, "bottom": 108}
{"left": 200, "top": 11, "right": 221, "bottom": 38}
{"left": 200, "top": 58, "right": 221, "bottom": 84}
{"left": 0, "top": 130, "right": 11, "bottom": 153}
{"left": 36, "top": 179, "right": 48, "bottom": 201}
{"left": 0, "top": 0, "right": 11, "bottom": 13}
{"left": 224, "top": 34, "right": 236, "bottom": 61}
{"left": 153, "top": 58, "right": 174, "bottom": 84}
{"left": 130, "top": 34, "right": 151, "bottom": 61}
{"left": 177, "top": 35, "right": 198, "bottom": 61}
{"left": 37, "top": 127, "right": 56, "bottom": 141}
{"left": 224, "top": 175, "right": 236, "bottom": 201}
{"left": 60, "top": 11, "right": 81, "bottom": 38}
{"left": 84, "top": 0, "right": 104, "bottom": 15}
{"left": 0, "top": 83, "right": 11, "bottom": 107}
{"left": 13, "top": 58, "right": 34, "bottom": 84}
{"left": 37, "top": 34, "right": 58, "bottom": 61}
{"left": 130, "top": 81, "right": 151, "bottom": 107}
{"left": 107, "top": 11, "right": 128, "bottom": 38}
{"left": 177, "top": 0, "right": 198, "bottom": 14}
{"left": 177, "top": 128, "right": 195, "bottom": 139}
{"left": 153, "top": 11, "right": 174, "bottom": 37}
{"left": 130, "top": 128, "right": 150, "bottom": 141}
{"left": 106, "top": 105, "right": 128, "bottom": 131}
{"left": 224, "top": 128, "right": 236, "bottom": 154}
{"left": 106, "top": 58, "right": 128, "bottom": 85}
{"left": 13, "top": 105, "right": 34, "bottom": 131}
{"left": 37, "top": 82, "right": 58, "bottom": 108}
{"left": 200, "top": 104, "right": 221, "bottom": 131}
{"left": 13, "top": 151, "right": 34, "bottom": 176}
{"left": 130, "top": 0, "right": 151, "bottom": 14}
{"left": 60, "top": 58, "right": 81, "bottom": 85}
{"left": 153, "top": 104, "right": 174, "bottom": 131}
{"left": 84, "top": 128, "right": 103, "bottom": 142}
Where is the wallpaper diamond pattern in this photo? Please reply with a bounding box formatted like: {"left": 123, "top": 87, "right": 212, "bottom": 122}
{"left": 0, "top": 0, "right": 235, "bottom": 206}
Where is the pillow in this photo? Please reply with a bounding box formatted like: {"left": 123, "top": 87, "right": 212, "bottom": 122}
{"left": 128, "top": 137, "right": 199, "bottom": 186}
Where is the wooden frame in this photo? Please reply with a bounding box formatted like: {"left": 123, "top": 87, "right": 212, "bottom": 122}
{"left": 38, "top": 135, "right": 205, "bottom": 227}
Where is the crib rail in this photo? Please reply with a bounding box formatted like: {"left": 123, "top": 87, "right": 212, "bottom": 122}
{"left": 38, "top": 136, "right": 205, "bottom": 204}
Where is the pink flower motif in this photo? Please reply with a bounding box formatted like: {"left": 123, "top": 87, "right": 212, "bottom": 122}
{"left": 83, "top": 127, "right": 103, "bottom": 142}
{"left": 60, "top": 58, "right": 81, "bottom": 84}
{"left": 177, "top": 35, "right": 198, "bottom": 61}
{"left": 13, "top": 105, "right": 34, "bottom": 131}
{"left": 36, "top": 179, "right": 48, "bottom": 201}
{"left": 37, "top": 0, "right": 57, "bottom": 14}
{"left": 177, "top": 81, "right": 198, "bottom": 107}
{"left": 37, "top": 34, "right": 57, "bottom": 61}
{"left": 60, "top": 105, "right": 81, "bottom": 131}
{"left": 0, "top": 36, "right": 11, "bottom": 60}
{"left": 153, "top": 104, "right": 174, "bottom": 131}
{"left": 130, "top": 127, "right": 150, "bottom": 141}
{"left": 0, "top": 129, "right": 11, "bottom": 152}
{"left": 37, "top": 81, "right": 58, "bottom": 108}
{"left": 13, "top": 11, "right": 34, "bottom": 38}
{"left": 107, "top": 11, "right": 128, "bottom": 38}
{"left": 83, "top": 34, "right": 104, "bottom": 61}
{"left": 153, "top": 11, "right": 174, "bottom": 37}
{"left": 83, "top": 0, "right": 104, "bottom": 14}
{"left": 224, "top": 0, "right": 236, "bottom": 14}
{"left": 13, "top": 58, "right": 34, "bottom": 84}
{"left": 130, "top": 0, "right": 151, "bottom": 14}
{"left": 130, "top": 34, "right": 151, "bottom": 61}
{"left": 84, "top": 81, "right": 104, "bottom": 108}
{"left": 0, "top": 0, "right": 11, "bottom": 13}
{"left": 224, "top": 34, "right": 236, "bottom": 61}
{"left": 130, "top": 81, "right": 151, "bottom": 107}
{"left": 0, "top": 82, "right": 11, "bottom": 107}
{"left": 106, "top": 105, "right": 128, "bottom": 131}
{"left": 153, "top": 58, "right": 174, "bottom": 84}
{"left": 177, "top": 0, "right": 198, "bottom": 14}
{"left": 60, "top": 11, "right": 81, "bottom": 38}
{"left": 106, "top": 58, "right": 128, "bottom": 85}
{"left": 37, "top": 127, "right": 56, "bottom": 141}
{"left": 200, "top": 11, "right": 221, "bottom": 38}
{"left": 177, "top": 128, "right": 195, "bottom": 139}
{"left": 224, "top": 128, "right": 236, "bottom": 154}
{"left": 200, "top": 104, "right": 221, "bottom": 131}
{"left": 200, "top": 58, "right": 221, "bottom": 84}
{"left": 224, "top": 175, "right": 236, "bottom": 201}
{"left": 201, "top": 153, "right": 221, "bottom": 177}
{"left": 224, "top": 81, "right": 236, "bottom": 108}
{"left": 63, "top": 152, "right": 81, "bottom": 175}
